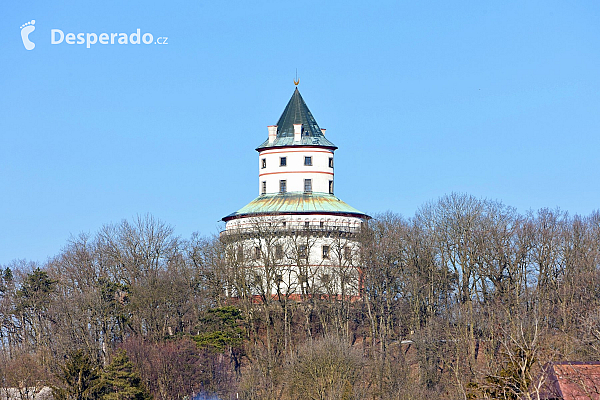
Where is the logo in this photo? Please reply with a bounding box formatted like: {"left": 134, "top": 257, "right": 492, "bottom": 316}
{"left": 18, "top": 20, "right": 168, "bottom": 50}
{"left": 51, "top": 29, "right": 167, "bottom": 48}
{"left": 20, "top": 20, "right": 36, "bottom": 50}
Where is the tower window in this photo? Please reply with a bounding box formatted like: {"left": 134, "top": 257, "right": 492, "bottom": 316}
{"left": 299, "top": 245, "right": 307, "bottom": 258}
{"left": 254, "top": 247, "right": 261, "bottom": 260}
{"left": 344, "top": 246, "right": 352, "bottom": 260}
{"left": 275, "top": 244, "right": 283, "bottom": 260}
{"left": 280, "top": 180, "right": 287, "bottom": 193}
{"left": 329, "top": 180, "right": 334, "bottom": 194}
{"left": 322, "top": 245, "right": 330, "bottom": 259}
{"left": 329, "top": 157, "right": 334, "bottom": 168}
{"left": 304, "top": 179, "right": 312, "bottom": 193}
{"left": 304, "top": 156, "right": 312, "bottom": 166}
{"left": 262, "top": 181, "right": 266, "bottom": 195}
{"left": 280, "top": 157, "right": 287, "bottom": 166}
{"left": 261, "top": 158, "right": 266, "bottom": 169}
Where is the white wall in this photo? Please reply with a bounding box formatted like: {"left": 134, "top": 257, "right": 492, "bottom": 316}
{"left": 224, "top": 214, "right": 365, "bottom": 296}
{"left": 257, "top": 147, "right": 335, "bottom": 195}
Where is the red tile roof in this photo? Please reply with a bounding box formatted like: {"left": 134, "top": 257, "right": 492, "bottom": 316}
{"left": 535, "top": 362, "right": 600, "bottom": 400}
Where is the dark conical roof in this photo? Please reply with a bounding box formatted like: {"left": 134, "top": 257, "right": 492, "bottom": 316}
{"left": 277, "top": 88, "right": 321, "bottom": 137}
{"left": 256, "top": 88, "right": 337, "bottom": 150}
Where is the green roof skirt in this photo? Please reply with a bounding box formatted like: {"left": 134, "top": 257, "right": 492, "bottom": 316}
{"left": 222, "top": 192, "right": 369, "bottom": 221}
{"left": 256, "top": 88, "right": 337, "bottom": 150}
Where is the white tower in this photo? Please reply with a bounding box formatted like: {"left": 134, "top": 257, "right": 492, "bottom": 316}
{"left": 222, "top": 87, "right": 369, "bottom": 299}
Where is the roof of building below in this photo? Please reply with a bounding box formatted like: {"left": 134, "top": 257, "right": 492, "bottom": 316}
{"left": 222, "top": 192, "right": 369, "bottom": 221}
{"left": 536, "top": 362, "right": 600, "bottom": 400}
{"left": 256, "top": 88, "right": 337, "bottom": 151}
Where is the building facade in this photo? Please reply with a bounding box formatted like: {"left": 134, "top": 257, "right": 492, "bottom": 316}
{"left": 221, "top": 87, "right": 369, "bottom": 299}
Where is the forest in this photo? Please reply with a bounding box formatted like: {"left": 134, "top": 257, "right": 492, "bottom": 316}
{"left": 1, "top": 192, "right": 600, "bottom": 400}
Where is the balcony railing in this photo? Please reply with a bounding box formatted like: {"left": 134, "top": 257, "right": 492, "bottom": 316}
{"left": 220, "top": 224, "right": 363, "bottom": 239}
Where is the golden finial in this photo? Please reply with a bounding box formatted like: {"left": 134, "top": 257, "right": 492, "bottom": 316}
{"left": 294, "top": 69, "right": 300, "bottom": 86}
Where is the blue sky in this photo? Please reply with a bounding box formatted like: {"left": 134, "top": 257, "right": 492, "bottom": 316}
{"left": 1, "top": 1, "right": 599, "bottom": 265}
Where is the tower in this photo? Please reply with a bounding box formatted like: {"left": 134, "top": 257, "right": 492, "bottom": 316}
{"left": 221, "top": 87, "right": 369, "bottom": 299}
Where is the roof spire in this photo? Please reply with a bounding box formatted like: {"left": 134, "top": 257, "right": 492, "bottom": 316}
{"left": 294, "top": 69, "right": 300, "bottom": 86}
{"left": 255, "top": 87, "right": 338, "bottom": 150}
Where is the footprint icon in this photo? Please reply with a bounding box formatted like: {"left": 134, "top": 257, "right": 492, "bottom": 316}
{"left": 20, "top": 20, "right": 36, "bottom": 50}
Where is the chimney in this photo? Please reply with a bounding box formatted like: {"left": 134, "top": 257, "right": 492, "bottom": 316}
{"left": 320, "top": 128, "right": 326, "bottom": 136}
{"left": 268, "top": 125, "right": 277, "bottom": 144}
{"left": 294, "top": 124, "right": 302, "bottom": 142}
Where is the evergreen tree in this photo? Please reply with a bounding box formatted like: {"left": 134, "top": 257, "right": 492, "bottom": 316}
{"left": 53, "top": 349, "right": 101, "bottom": 400}
{"left": 16, "top": 267, "right": 57, "bottom": 310}
{"left": 99, "top": 350, "right": 151, "bottom": 400}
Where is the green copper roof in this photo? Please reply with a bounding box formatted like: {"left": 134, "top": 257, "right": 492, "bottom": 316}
{"left": 256, "top": 88, "right": 337, "bottom": 150}
{"left": 222, "top": 192, "right": 368, "bottom": 221}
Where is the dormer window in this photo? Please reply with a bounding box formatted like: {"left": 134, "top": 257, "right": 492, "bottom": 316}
{"left": 304, "top": 156, "right": 312, "bottom": 166}
{"left": 261, "top": 158, "right": 266, "bottom": 169}
{"left": 280, "top": 157, "right": 287, "bottom": 167}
